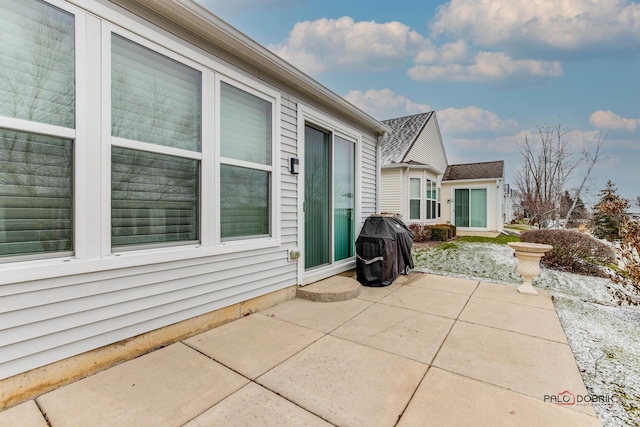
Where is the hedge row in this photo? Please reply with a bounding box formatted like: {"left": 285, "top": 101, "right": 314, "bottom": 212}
{"left": 408, "top": 223, "right": 456, "bottom": 242}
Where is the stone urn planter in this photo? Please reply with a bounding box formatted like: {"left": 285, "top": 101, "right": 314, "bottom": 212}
{"left": 507, "top": 242, "right": 553, "bottom": 295}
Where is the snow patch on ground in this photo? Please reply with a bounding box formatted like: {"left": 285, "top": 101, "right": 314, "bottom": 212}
{"left": 413, "top": 242, "right": 640, "bottom": 426}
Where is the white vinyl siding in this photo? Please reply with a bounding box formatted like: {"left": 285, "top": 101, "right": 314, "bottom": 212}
{"left": 403, "top": 115, "right": 447, "bottom": 173}
{"left": 380, "top": 168, "right": 401, "bottom": 215}
{"left": 0, "top": 0, "right": 381, "bottom": 382}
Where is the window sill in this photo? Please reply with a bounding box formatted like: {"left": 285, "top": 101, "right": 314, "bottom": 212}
{"left": 0, "top": 238, "right": 281, "bottom": 286}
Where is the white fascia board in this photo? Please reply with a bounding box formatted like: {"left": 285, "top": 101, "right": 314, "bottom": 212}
{"left": 381, "top": 163, "right": 443, "bottom": 174}
{"left": 442, "top": 177, "right": 501, "bottom": 184}
{"left": 127, "top": 0, "right": 391, "bottom": 136}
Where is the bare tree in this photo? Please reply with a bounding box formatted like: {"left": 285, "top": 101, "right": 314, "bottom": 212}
{"left": 514, "top": 121, "right": 605, "bottom": 228}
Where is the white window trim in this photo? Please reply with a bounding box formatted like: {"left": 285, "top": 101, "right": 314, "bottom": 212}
{"left": 409, "top": 177, "right": 422, "bottom": 221}
{"left": 296, "top": 104, "right": 362, "bottom": 285}
{"left": 0, "top": 1, "right": 283, "bottom": 280}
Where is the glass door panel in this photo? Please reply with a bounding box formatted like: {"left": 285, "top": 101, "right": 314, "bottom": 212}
{"left": 334, "top": 136, "right": 354, "bottom": 261}
{"left": 304, "top": 125, "right": 330, "bottom": 269}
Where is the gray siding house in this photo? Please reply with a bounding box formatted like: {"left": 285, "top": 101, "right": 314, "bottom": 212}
{"left": 0, "top": 0, "right": 389, "bottom": 400}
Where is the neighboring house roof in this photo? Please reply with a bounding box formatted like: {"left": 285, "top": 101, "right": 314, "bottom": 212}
{"left": 380, "top": 112, "right": 434, "bottom": 165}
{"left": 442, "top": 160, "right": 504, "bottom": 181}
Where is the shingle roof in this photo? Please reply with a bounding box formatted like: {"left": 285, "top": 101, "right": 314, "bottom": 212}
{"left": 442, "top": 160, "right": 504, "bottom": 181}
{"left": 380, "top": 112, "right": 433, "bottom": 165}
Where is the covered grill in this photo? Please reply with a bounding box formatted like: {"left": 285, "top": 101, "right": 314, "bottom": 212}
{"left": 356, "top": 215, "right": 414, "bottom": 287}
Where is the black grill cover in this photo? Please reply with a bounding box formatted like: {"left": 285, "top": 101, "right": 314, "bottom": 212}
{"left": 356, "top": 216, "right": 414, "bottom": 287}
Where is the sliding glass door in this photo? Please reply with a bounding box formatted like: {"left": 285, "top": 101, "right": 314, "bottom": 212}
{"left": 304, "top": 126, "right": 355, "bottom": 270}
{"left": 454, "top": 188, "right": 487, "bottom": 228}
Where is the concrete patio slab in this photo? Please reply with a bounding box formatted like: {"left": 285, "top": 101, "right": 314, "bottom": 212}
{"left": 474, "top": 281, "right": 556, "bottom": 310}
{"left": 332, "top": 303, "right": 454, "bottom": 364}
{"left": 432, "top": 322, "right": 596, "bottom": 416}
{"left": 460, "top": 296, "right": 568, "bottom": 343}
{"left": 184, "top": 382, "right": 331, "bottom": 427}
{"left": 398, "top": 368, "right": 601, "bottom": 427}
{"left": 184, "top": 313, "right": 323, "bottom": 379}
{"left": 357, "top": 281, "right": 403, "bottom": 302}
{"left": 257, "top": 335, "right": 427, "bottom": 427}
{"left": 410, "top": 274, "right": 479, "bottom": 295}
{"left": 380, "top": 285, "right": 469, "bottom": 319}
{"left": 0, "top": 400, "right": 48, "bottom": 427}
{"left": 262, "top": 298, "right": 372, "bottom": 333}
{"left": 36, "top": 343, "right": 248, "bottom": 427}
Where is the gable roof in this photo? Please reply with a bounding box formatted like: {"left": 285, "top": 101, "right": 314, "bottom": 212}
{"left": 442, "top": 161, "right": 504, "bottom": 181}
{"left": 380, "top": 112, "right": 434, "bottom": 165}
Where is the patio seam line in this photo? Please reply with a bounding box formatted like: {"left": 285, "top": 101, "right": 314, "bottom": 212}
{"left": 454, "top": 319, "right": 569, "bottom": 344}
{"left": 470, "top": 293, "right": 557, "bottom": 310}
{"left": 427, "top": 367, "right": 602, "bottom": 421}
{"left": 391, "top": 279, "right": 478, "bottom": 425}
{"left": 33, "top": 399, "right": 49, "bottom": 427}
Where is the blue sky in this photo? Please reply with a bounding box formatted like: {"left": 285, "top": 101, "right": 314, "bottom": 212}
{"left": 196, "top": 0, "right": 640, "bottom": 205}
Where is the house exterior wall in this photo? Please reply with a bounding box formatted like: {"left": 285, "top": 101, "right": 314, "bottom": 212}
{"left": 441, "top": 179, "right": 503, "bottom": 232}
{"left": 402, "top": 116, "right": 448, "bottom": 173}
{"left": 380, "top": 168, "right": 402, "bottom": 216}
{"left": 0, "top": 0, "right": 379, "bottom": 381}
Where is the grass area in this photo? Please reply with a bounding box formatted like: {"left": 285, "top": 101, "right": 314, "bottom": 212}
{"left": 504, "top": 224, "right": 533, "bottom": 232}
{"left": 455, "top": 234, "right": 520, "bottom": 245}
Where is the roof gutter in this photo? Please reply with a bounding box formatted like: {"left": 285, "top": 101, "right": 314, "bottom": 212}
{"left": 381, "top": 163, "right": 443, "bottom": 175}
{"left": 127, "top": 0, "right": 391, "bottom": 136}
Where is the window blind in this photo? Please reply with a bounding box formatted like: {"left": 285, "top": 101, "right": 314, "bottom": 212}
{"left": 111, "top": 147, "right": 198, "bottom": 247}
{"left": 0, "top": 0, "right": 75, "bottom": 128}
{"left": 111, "top": 34, "right": 201, "bottom": 151}
{"left": 220, "top": 82, "right": 271, "bottom": 165}
{"left": 0, "top": 129, "right": 73, "bottom": 258}
{"left": 334, "top": 136, "right": 355, "bottom": 261}
{"left": 220, "top": 165, "right": 269, "bottom": 239}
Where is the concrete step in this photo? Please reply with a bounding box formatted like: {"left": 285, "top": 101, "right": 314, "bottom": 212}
{"left": 297, "top": 274, "right": 361, "bottom": 302}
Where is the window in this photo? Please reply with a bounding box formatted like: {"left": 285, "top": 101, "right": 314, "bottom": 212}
{"left": 219, "top": 81, "right": 273, "bottom": 240}
{"left": 111, "top": 34, "right": 201, "bottom": 248}
{"left": 426, "top": 179, "right": 438, "bottom": 220}
{"left": 409, "top": 178, "right": 421, "bottom": 220}
{"left": 0, "top": 0, "right": 75, "bottom": 260}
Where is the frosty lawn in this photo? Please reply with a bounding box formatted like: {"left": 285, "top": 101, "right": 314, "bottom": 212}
{"left": 413, "top": 241, "right": 640, "bottom": 427}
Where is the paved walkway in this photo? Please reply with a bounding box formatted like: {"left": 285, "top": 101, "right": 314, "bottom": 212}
{"left": 0, "top": 273, "right": 601, "bottom": 426}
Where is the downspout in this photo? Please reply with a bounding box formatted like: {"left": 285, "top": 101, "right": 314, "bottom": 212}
{"left": 376, "top": 132, "right": 387, "bottom": 214}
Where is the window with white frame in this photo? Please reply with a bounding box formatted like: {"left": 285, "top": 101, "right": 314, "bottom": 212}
{"left": 219, "top": 81, "right": 273, "bottom": 240}
{"left": 426, "top": 179, "right": 438, "bottom": 220}
{"left": 110, "top": 33, "right": 202, "bottom": 249}
{"left": 0, "top": 0, "right": 75, "bottom": 260}
{"left": 409, "top": 178, "right": 421, "bottom": 220}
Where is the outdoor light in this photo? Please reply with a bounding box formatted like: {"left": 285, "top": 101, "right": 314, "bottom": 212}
{"left": 290, "top": 157, "right": 299, "bottom": 174}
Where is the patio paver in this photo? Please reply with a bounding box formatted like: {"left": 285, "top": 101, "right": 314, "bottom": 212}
{"left": 36, "top": 343, "right": 248, "bottom": 427}
{"left": 459, "top": 296, "right": 569, "bottom": 343}
{"left": 380, "top": 285, "right": 469, "bottom": 319}
{"left": 332, "top": 303, "right": 454, "bottom": 364}
{"left": 262, "top": 297, "right": 372, "bottom": 333}
{"left": 257, "top": 335, "right": 427, "bottom": 427}
{"left": 410, "top": 274, "right": 479, "bottom": 295}
{"left": 398, "top": 367, "right": 601, "bottom": 427}
{"left": 184, "top": 313, "right": 323, "bottom": 379}
{"left": 473, "top": 281, "right": 555, "bottom": 310}
{"left": 183, "top": 382, "right": 331, "bottom": 427}
{"left": 0, "top": 401, "right": 48, "bottom": 427}
{"left": 432, "top": 321, "right": 596, "bottom": 416}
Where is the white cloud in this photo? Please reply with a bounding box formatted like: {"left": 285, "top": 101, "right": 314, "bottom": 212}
{"left": 590, "top": 110, "right": 640, "bottom": 132}
{"left": 269, "top": 17, "right": 426, "bottom": 74}
{"left": 408, "top": 51, "right": 563, "bottom": 82}
{"left": 344, "top": 89, "right": 431, "bottom": 120}
{"left": 431, "top": 0, "right": 640, "bottom": 57}
{"left": 195, "top": 0, "right": 303, "bottom": 16}
{"left": 437, "top": 106, "right": 519, "bottom": 134}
